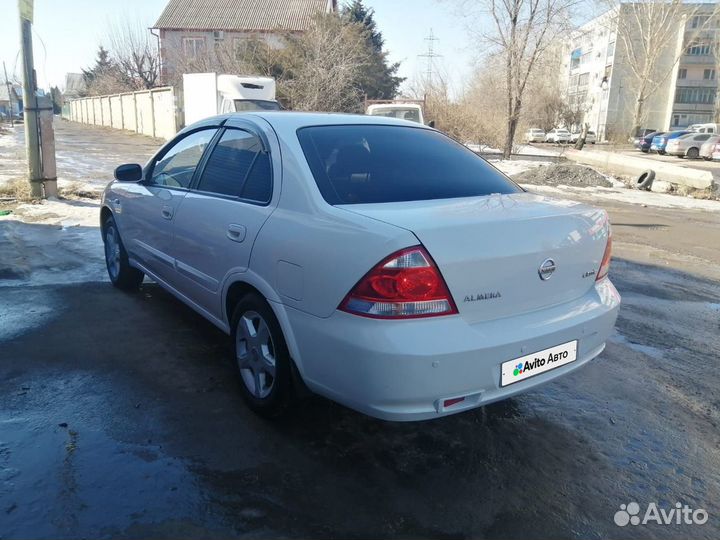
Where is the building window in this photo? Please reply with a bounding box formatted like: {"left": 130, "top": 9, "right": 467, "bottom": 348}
{"left": 686, "top": 42, "right": 712, "bottom": 56}
{"left": 182, "top": 37, "right": 206, "bottom": 60}
{"left": 704, "top": 69, "right": 716, "bottom": 80}
{"left": 606, "top": 41, "right": 615, "bottom": 57}
{"left": 691, "top": 15, "right": 709, "bottom": 29}
{"left": 570, "top": 48, "right": 581, "bottom": 69}
{"left": 678, "top": 68, "right": 687, "bottom": 79}
{"left": 578, "top": 72, "right": 590, "bottom": 87}
{"left": 675, "top": 87, "right": 717, "bottom": 104}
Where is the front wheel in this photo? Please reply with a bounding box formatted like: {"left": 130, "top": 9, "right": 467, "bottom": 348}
{"left": 103, "top": 215, "right": 144, "bottom": 290}
{"left": 231, "top": 293, "right": 293, "bottom": 418}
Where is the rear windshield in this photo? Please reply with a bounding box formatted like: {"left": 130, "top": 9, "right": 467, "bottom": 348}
{"left": 368, "top": 108, "right": 421, "bottom": 123}
{"left": 297, "top": 125, "right": 521, "bottom": 205}
{"left": 233, "top": 99, "right": 281, "bottom": 112}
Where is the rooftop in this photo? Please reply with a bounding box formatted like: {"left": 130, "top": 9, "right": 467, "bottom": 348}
{"left": 153, "top": 0, "right": 335, "bottom": 32}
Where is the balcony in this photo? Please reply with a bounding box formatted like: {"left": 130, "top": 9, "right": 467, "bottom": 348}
{"left": 675, "top": 78, "right": 718, "bottom": 87}
{"left": 680, "top": 54, "right": 716, "bottom": 65}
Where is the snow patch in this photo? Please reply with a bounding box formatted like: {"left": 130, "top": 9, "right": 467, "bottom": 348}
{"left": 610, "top": 331, "right": 665, "bottom": 360}
{"left": 520, "top": 183, "right": 720, "bottom": 211}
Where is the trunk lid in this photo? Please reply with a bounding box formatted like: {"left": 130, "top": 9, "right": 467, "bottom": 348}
{"left": 339, "top": 193, "right": 609, "bottom": 323}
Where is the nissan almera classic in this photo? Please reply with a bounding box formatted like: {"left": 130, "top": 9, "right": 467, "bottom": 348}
{"left": 101, "top": 112, "right": 620, "bottom": 421}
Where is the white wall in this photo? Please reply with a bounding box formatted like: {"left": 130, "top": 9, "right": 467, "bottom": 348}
{"left": 64, "top": 87, "right": 178, "bottom": 140}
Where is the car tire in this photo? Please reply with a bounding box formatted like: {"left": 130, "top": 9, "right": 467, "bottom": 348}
{"left": 687, "top": 147, "right": 700, "bottom": 159}
{"left": 636, "top": 170, "right": 655, "bottom": 191}
{"left": 103, "top": 215, "right": 144, "bottom": 291}
{"left": 231, "top": 292, "right": 294, "bottom": 418}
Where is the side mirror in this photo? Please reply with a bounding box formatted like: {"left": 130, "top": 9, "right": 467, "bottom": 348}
{"left": 114, "top": 163, "right": 143, "bottom": 182}
{"left": 428, "top": 120, "right": 436, "bottom": 128}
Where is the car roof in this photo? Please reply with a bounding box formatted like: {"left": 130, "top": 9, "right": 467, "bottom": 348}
{"left": 244, "top": 111, "right": 427, "bottom": 130}
{"left": 180, "top": 111, "right": 429, "bottom": 136}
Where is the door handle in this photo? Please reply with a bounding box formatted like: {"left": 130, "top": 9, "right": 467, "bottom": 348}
{"left": 161, "top": 205, "right": 173, "bottom": 220}
{"left": 226, "top": 224, "right": 246, "bottom": 243}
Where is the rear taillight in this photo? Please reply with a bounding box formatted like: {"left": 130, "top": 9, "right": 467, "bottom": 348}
{"left": 339, "top": 246, "right": 458, "bottom": 319}
{"left": 596, "top": 235, "right": 612, "bottom": 281}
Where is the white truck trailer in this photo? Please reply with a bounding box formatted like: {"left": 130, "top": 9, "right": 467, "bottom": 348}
{"left": 182, "top": 73, "right": 281, "bottom": 126}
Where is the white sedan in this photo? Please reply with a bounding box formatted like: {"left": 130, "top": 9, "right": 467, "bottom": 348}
{"left": 545, "top": 128, "right": 572, "bottom": 143}
{"left": 569, "top": 131, "right": 597, "bottom": 144}
{"left": 101, "top": 112, "right": 620, "bottom": 421}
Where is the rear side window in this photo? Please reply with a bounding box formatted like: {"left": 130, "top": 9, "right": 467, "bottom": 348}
{"left": 197, "top": 128, "right": 272, "bottom": 202}
{"left": 297, "top": 125, "right": 521, "bottom": 205}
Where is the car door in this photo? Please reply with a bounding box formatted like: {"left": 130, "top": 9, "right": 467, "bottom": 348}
{"left": 169, "top": 125, "right": 276, "bottom": 318}
{"left": 121, "top": 127, "right": 218, "bottom": 282}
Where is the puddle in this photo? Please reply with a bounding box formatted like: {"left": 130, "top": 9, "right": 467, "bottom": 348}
{"left": 0, "top": 372, "right": 209, "bottom": 538}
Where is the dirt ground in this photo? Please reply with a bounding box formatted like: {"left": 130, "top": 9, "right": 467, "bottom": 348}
{"left": 1, "top": 120, "right": 719, "bottom": 539}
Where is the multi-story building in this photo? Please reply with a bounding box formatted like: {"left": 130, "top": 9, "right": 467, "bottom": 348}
{"left": 153, "top": 0, "right": 337, "bottom": 83}
{"left": 560, "top": 3, "right": 719, "bottom": 141}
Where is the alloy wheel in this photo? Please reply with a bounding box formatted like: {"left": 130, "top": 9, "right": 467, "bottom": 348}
{"left": 236, "top": 311, "right": 276, "bottom": 399}
{"left": 105, "top": 225, "right": 121, "bottom": 281}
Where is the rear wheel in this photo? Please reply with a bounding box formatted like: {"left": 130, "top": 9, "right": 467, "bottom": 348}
{"left": 687, "top": 147, "right": 700, "bottom": 159}
{"left": 231, "top": 293, "right": 293, "bottom": 418}
{"left": 103, "top": 215, "right": 144, "bottom": 290}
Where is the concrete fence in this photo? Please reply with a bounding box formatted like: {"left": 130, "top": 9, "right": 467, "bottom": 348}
{"left": 63, "top": 87, "right": 178, "bottom": 140}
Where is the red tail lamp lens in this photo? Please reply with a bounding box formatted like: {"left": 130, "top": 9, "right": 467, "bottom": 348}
{"left": 340, "top": 246, "right": 458, "bottom": 319}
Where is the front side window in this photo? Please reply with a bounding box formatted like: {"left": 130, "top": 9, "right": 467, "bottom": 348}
{"left": 298, "top": 125, "right": 521, "bottom": 205}
{"left": 197, "top": 128, "right": 272, "bottom": 202}
{"left": 149, "top": 129, "right": 217, "bottom": 188}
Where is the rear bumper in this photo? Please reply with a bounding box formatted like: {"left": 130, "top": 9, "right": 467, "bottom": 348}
{"left": 287, "top": 279, "right": 621, "bottom": 421}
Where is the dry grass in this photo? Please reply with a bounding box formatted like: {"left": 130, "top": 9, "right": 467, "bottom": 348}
{"left": 0, "top": 178, "right": 34, "bottom": 202}
{"left": 59, "top": 182, "right": 102, "bottom": 200}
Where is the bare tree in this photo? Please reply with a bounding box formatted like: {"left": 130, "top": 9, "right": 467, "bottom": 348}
{"left": 456, "top": 0, "right": 577, "bottom": 157}
{"left": 604, "top": 0, "right": 719, "bottom": 136}
{"left": 106, "top": 17, "right": 160, "bottom": 90}
{"left": 283, "top": 14, "right": 371, "bottom": 111}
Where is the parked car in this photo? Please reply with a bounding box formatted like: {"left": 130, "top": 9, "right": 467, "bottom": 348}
{"left": 569, "top": 131, "right": 596, "bottom": 144}
{"left": 650, "top": 130, "right": 690, "bottom": 154}
{"left": 665, "top": 132, "right": 714, "bottom": 158}
{"left": 635, "top": 131, "right": 664, "bottom": 153}
{"left": 101, "top": 112, "right": 620, "bottom": 421}
{"left": 545, "top": 128, "right": 571, "bottom": 143}
{"left": 699, "top": 135, "right": 720, "bottom": 160}
{"left": 525, "top": 128, "right": 546, "bottom": 143}
{"left": 687, "top": 123, "right": 720, "bottom": 134}
{"left": 629, "top": 128, "right": 657, "bottom": 144}
{"left": 712, "top": 142, "right": 720, "bottom": 161}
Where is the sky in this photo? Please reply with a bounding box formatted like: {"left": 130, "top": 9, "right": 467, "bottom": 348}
{"left": 0, "top": 0, "right": 477, "bottom": 94}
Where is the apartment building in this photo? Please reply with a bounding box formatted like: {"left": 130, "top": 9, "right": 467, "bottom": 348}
{"left": 560, "top": 3, "right": 718, "bottom": 141}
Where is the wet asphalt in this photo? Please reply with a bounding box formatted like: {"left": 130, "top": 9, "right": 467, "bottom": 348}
{"left": 1, "top": 121, "right": 720, "bottom": 539}
{"left": 1, "top": 253, "right": 719, "bottom": 539}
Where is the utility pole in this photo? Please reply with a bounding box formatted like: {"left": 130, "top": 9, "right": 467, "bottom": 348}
{"left": 3, "top": 62, "right": 15, "bottom": 127}
{"left": 418, "top": 29, "right": 442, "bottom": 87}
{"left": 19, "top": 0, "right": 43, "bottom": 198}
